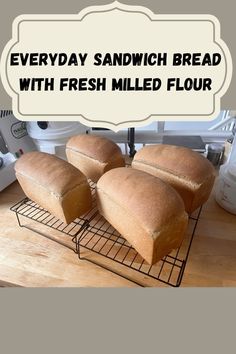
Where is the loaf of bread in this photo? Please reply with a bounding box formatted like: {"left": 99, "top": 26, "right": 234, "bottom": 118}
{"left": 132, "top": 144, "right": 216, "bottom": 214}
{"left": 97, "top": 167, "right": 188, "bottom": 265}
{"left": 66, "top": 134, "right": 125, "bottom": 182}
{"left": 15, "top": 151, "right": 92, "bottom": 224}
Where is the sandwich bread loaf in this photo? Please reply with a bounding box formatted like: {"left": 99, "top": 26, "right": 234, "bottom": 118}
{"left": 96, "top": 167, "right": 188, "bottom": 265}
{"left": 15, "top": 151, "right": 92, "bottom": 224}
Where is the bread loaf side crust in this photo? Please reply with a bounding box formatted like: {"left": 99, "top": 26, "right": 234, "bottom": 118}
{"left": 66, "top": 149, "right": 106, "bottom": 182}
{"left": 97, "top": 168, "right": 188, "bottom": 265}
{"left": 16, "top": 172, "right": 92, "bottom": 224}
{"left": 66, "top": 145, "right": 125, "bottom": 182}
{"left": 97, "top": 187, "right": 188, "bottom": 264}
{"left": 97, "top": 188, "right": 155, "bottom": 264}
{"left": 132, "top": 144, "right": 215, "bottom": 184}
{"left": 132, "top": 145, "right": 216, "bottom": 213}
{"left": 15, "top": 152, "right": 92, "bottom": 224}
{"left": 66, "top": 134, "right": 123, "bottom": 163}
{"left": 132, "top": 160, "right": 196, "bottom": 213}
{"left": 60, "top": 182, "right": 93, "bottom": 223}
{"left": 97, "top": 168, "right": 186, "bottom": 231}
{"left": 15, "top": 151, "right": 87, "bottom": 196}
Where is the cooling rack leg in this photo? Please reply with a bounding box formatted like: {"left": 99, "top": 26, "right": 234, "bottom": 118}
{"left": 77, "top": 241, "right": 81, "bottom": 259}
{"left": 24, "top": 225, "right": 77, "bottom": 252}
{"left": 14, "top": 212, "right": 76, "bottom": 253}
{"left": 16, "top": 212, "right": 22, "bottom": 227}
{"left": 176, "top": 261, "right": 186, "bottom": 287}
{"left": 77, "top": 254, "right": 145, "bottom": 287}
{"left": 75, "top": 222, "right": 91, "bottom": 259}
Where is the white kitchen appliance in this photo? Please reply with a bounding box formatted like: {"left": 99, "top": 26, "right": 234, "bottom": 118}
{"left": 0, "top": 111, "right": 36, "bottom": 191}
{"left": 214, "top": 115, "right": 236, "bottom": 214}
{"left": 215, "top": 163, "right": 236, "bottom": 215}
{"left": 26, "top": 121, "right": 89, "bottom": 159}
{"left": 227, "top": 124, "right": 236, "bottom": 165}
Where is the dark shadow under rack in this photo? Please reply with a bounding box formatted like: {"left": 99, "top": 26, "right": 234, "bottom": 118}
{"left": 10, "top": 181, "right": 201, "bottom": 287}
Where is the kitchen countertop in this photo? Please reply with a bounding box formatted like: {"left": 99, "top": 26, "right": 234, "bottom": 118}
{"left": 0, "top": 179, "right": 236, "bottom": 287}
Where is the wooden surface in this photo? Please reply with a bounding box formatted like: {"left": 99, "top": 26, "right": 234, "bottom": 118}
{"left": 0, "top": 179, "right": 236, "bottom": 287}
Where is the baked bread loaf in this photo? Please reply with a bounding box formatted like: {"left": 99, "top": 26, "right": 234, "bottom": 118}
{"left": 97, "top": 167, "right": 188, "bottom": 265}
{"left": 15, "top": 151, "right": 92, "bottom": 224}
{"left": 132, "top": 144, "right": 216, "bottom": 214}
{"left": 66, "top": 134, "right": 125, "bottom": 182}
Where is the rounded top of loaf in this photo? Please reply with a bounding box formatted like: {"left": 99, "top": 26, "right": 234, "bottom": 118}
{"left": 132, "top": 144, "right": 215, "bottom": 185}
{"left": 97, "top": 167, "right": 186, "bottom": 235}
{"left": 66, "top": 134, "right": 122, "bottom": 163}
{"left": 15, "top": 151, "right": 87, "bottom": 197}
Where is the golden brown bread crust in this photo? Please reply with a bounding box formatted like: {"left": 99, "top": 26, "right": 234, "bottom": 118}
{"left": 66, "top": 134, "right": 123, "bottom": 163}
{"left": 132, "top": 144, "right": 216, "bottom": 213}
{"left": 15, "top": 151, "right": 92, "bottom": 224}
{"left": 97, "top": 168, "right": 188, "bottom": 265}
{"left": 132, "top": 144, "right": 215, "bottom": 185}
{"left": 66, "top": 134, "right": 125, "bottom": 182}
{"left": 15, "top": 151, "right": 87, "bottom": 196}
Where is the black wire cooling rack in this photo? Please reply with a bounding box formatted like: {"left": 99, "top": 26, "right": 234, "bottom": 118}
{"left": 10, "top": 181, "right": 201, "bottom": 287}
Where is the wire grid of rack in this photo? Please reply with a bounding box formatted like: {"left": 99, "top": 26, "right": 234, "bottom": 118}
{"left": 10, "top": 181, "right": 201, "bottom": 287}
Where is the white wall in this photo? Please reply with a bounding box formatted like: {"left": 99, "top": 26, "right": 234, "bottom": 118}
{"left": 133, "top": 111, "right": 224, "bottom": 132}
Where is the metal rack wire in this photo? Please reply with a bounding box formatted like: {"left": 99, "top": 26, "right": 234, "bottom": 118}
{"left": 10, "top": 183, "right": 97, "bottom": 252}
{"left": 10, "top": 181, "right": 201, "bottom": 287}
